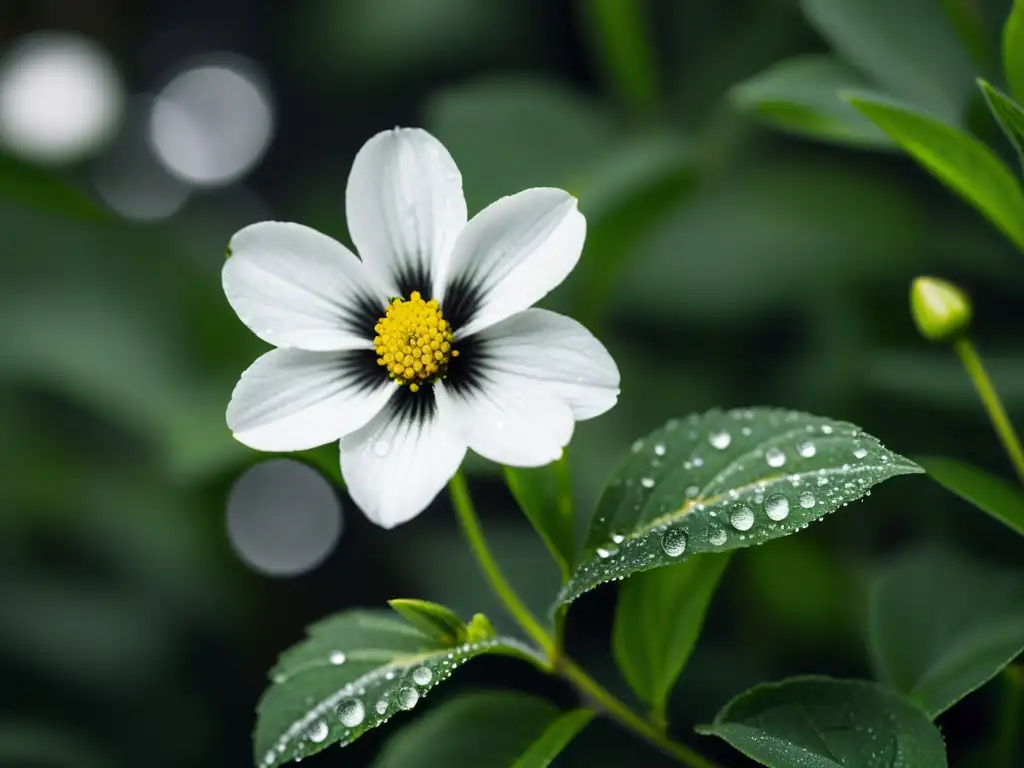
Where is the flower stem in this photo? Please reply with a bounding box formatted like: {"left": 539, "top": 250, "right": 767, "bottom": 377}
{"left": 997, "top": 665, "right": 1023, "bottom": 768}
{"left": 954, "top": 337, "right": 1024, "bottom": 486}
{"left": 448, "top": 472, "right": 722, "bottom": 768}
{"left": 449, "top": 471, "right": 554, "bottom": 660}
{"left": 580, "top": 0, "right": 658, "bottom": 115}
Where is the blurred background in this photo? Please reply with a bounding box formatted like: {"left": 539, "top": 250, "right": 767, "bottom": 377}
{"left": 2, "top": 1, "right": 1023, "bottom": 766}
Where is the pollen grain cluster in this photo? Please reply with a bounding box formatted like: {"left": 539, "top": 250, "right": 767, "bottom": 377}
{"left": 374, "top": 291, "right": 457, "bottom": 392}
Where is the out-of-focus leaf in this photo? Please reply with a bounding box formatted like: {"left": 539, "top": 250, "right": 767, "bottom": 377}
{"left": 979, "top": 79, "right": 1024, "bottom": 171}
{"left": 697, "top": 676, "right": 948, "bottom": 767}
{"left": 941, "top": 0, "right": 995, "bottom": 70}
{"left": 0, "top": 155, "right": 108, "bottom": 221}
{"left": 619, "top": 159, "right": 927, "bottom": 323}
{"left": 847, "top": 92, "right": 1024, "bottom": 253}
{"left": 869, "top": 546, "right": 1024, "bottom": 717}
{"left": 254, "top": 610, "right": 542, "bottom": 767}
{"left": 731, "top": 55, "right": 892, "bottom": 147}
{"left": 373, "top": 692, "right": 592, "bottom": 768}
{"left": 426, "top": 77, "right": 619, "bottom": 211}
{"left": 865, "top": 350, "right": 1024, "bottom": 410}
{"left": 1005, "top": 0, "right": 1024, "bottom": 103}
{"left": 801, "top": 0, "right": 975, "bottom": 121}
{"left": 612, "top": 553, "right": 731, "bottom": 717}
{"left": 917, "top": 456, "right": 1024, "bottom": 536}
{"left": 580, "top": 0, "right": 658, "bottom": 113}
{"left": 557, "top": 408, "right": 921, "bottom": 607}
{"left": 505, "top": 459, "right": 575, "bottom": 579}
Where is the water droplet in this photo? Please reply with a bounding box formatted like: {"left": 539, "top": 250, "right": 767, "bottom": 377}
{"left": 764, "top": 493, "right": 790, "bottom": 521}
{"left": 397, "top": 687, "right": 419, "bottom": 710}
{"left": 692, "top": 456, "right": 704, "bottom": 467}
{"left": 631, "top": 439, "right": 644, "bottom": 453}
{"left": 308, "top": 720, "right": 329, "bottom": 743}
{"left": 685, "top": 485, "right": 699, "bottom": 498}
{"left": 765, "top": 447, "right": 786, "bottom": 468}
{"left": 853, "top": 447, "right": 868, "bottom": 459}
{"left": 708, "top": 525, "right": 728, "bottom": 546}
{"left": 373, "top": 440, "right": 390, "bottom": 457}
{"left": 821, "top": 425, "right": 834, "bottom": 435}
{"left": 798, "top": 441, "right": 816, "bottom": 458}
{"left": 661, "top": 528, "right": 687, "bottom": 557}
{"left": 329, "top": 651, "right": 346, "bottom": 665}
{"left": 412, "top": 666, "right": 432, "bottom": 686}
{"left": 337, "top": 699, "right": 365, "bottom": 728}
{"left": 817, "top": 476, "right": 829, "bottom": 487}
{"left": 272, "top": 673, "right": 286, "bottom": 684}
{"left": 611, "top": 532, "right": 625, "bottom": 544}
{"left": 654, "top": 443, "right": 666, "bottom": 456}
{"left": 709, "top": 429, "right": 732, "bottom": 450}
{"left": 799, "top": 491, "right": 816, "bottom": 509}
{"left": 741, "top": 426, "right": 753, "bottom": 437}
{"left": 596, "top": 547, "right": 612, "bottom": 559}
{"left": 730, "top": 503, "right": 755, "bottom": 531}
{"left": 375, "top": 699, "right": 388, "bottom": 715}
{"left": 640, "top": 477, "right": 655, "bottom": 489}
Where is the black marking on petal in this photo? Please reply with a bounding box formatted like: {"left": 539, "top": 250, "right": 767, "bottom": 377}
{"left": 393, "top": 259, "right": 431, "bottom": 299}
{"left": 443, "top": 334, "right": 491, "bottom": 398}
{"left": 443, "top": 273, "right": 486, "bottom": 331}
{"left": 391, "top": 382, "right": 437, "bottom": 425}
{"left": 340, "top": 293, "right": 386, "bottom": 340}
{"left": 340, "top": 348, "right": 389, "bottom": 393}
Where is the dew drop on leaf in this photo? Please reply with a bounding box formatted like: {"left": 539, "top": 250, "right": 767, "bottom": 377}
{"left": 412, "top": 666, "right": 433, "bottom": 686}
{"left": 708, "top": 524, "right": 728, "bottom": 546}
{"left": 397, "top": 687, "right": 420, "bottom": 711}
{"left": 375, "top": 700, "right": 388, "bottom": 715}
{"left": 640, "top": 477, "right": 655, "bottom": 489}
{"left": 730, "top": 503, "right": 755, "bottom": 531}
{"left": 337, "top": 699, "right": 365, "bottom": 728}
{"left": 853, "top": 447, "right": 868, "bottom": 459}
{"left": 611, "top": 532, "right": 625, "bottom": 544}
{"left": 307, "top": 720, "right": 328, "bottom": 744}
{"left": 329, "top": 651, "right": 346, "bottom": 665}
{"left": 764, "top": 493, "right": 790, "bottom": 521}
{"left": 799, "top": 491, "right": 816, "bottom": 509}
{"left": 654, "top": 443, "right": 666, "bottom": 456}
{"left": 709, "top": 429, "right": 732, "bottom": 450}
{"left": 798, "top": 440, "right": 817, "bottom": 458}
{"left": 765, "top": 447, "right": 786, "bottom": 468}
{"left": 661, "top": 528, "right": 687, "bottom": 557}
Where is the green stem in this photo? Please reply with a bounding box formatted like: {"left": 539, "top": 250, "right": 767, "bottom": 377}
{"left": 448, "top": 472, "right": 722, "bottom": 768}
{"left": 997, "top": 665, "right": 1023, "bottom": 768}
{"left": 552, "top": 454, "right": 575, "bottom": 663}
{"left": 954, "top": 337, "right": 1024, "bottom": 486}
{"left": 449, "top": 471, "right": 554, "bottom": 660}
{"left": 580, "top": 0, "right": 658, "bottom": 115}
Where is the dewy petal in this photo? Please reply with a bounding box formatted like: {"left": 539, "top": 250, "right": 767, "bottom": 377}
{"left": 442, "top": 188, "right": 585, "bottom": 338}
{"left": 440, "top": 373, "right": 575, "bottom": 468}
{"left": 227, "top": 348, "right": 394, "bottom": 451}
{"left": 345, "top": 128, "right": 468, "bottom": 297}
{"left": 224, "top": 222, "right": 386, "bottom": 351}
{"left": 476, "top": 308, "right": 620, "bottom": 419}
{"left": 340, "top": 389, "right": 467, "bottom": 529}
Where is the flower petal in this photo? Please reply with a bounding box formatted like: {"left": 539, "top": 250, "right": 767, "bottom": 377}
{"left": 224, "top": 222, "right": 386, "bottom": 351}
{"left": 443, "top": 188, "right": 585, "bottom": 337}
{"left": 441, "top": 373, "right": 575, "bottom": 467}
{"left": 345, "top": 128, "right": 468, "bottom": 297}
{"left": 476, "top": 308, "right": 620, "bottom": 419}
{"left": 340, "top": 389, "right": 467, "bottom": 529}
{"left": 227, "top": 348, "right": 394, "bottom": 451}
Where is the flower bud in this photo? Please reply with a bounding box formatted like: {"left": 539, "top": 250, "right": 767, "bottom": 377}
{"left": 910, "top": 276, "right": 972, "bottom": 342}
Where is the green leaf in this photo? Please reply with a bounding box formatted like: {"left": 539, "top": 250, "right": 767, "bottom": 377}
{"left": 373, "top": 692, "right": 592, "bottom": 768}
{"left": 1006, "top": 0, "right": 1024, "bottom": 103}
{"left": 979, "top": 79, "right": 1024, "bottom": 172}
{"left": 613, "top": 553, "right": 732, "bottom": 717}
{"left": 0, "top": 155, "right": 108, "bottom": 222}
{"left": 505, "top": 459, "right": 575, "bottom": 579}
{"left": 869, "top": 546, "right": 1024, "bottom": 717}
{"left": 253, "top": 610, "right": 541, "bottom": 767}
{"left": 730, "top": 55, "right": 892, "bottom": 147}
{"left": 801, "top": 0, "right": 975, "bottom": 121}
{"left": 697, "top": 676, "right": 948, "bottom": 767}
{"left": 917, "top": 456, "right": 1024, "bottom": 536}
{"left": 846, "top": 92, "right": 1024, "bottom": 253}
{"left": 387, "top": 599, "right": 467, "bottom": 643}
{"left": 557, "top": 408, "right": 921, "bottom": 607}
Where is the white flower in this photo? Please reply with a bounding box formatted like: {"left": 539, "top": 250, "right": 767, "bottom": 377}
{"left": 223, "top": 127, "right": 620, "bottom": 528}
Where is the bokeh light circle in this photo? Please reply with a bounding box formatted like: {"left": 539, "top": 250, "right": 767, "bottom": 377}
{"left": 149, "top": 56, "right": 274, "bottom": 187}
{"left": 0, "top": 32, "right": 124, "bottom": 164}
{"left": 226, "top": 459, "right": 343, "bottom": 577}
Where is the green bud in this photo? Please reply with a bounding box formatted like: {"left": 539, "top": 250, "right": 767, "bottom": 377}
{"left": 464, "top": 613, "right": 496, "bottom": 643}
{"left": 910, "top": 276, "right": 972, "bottom": 342}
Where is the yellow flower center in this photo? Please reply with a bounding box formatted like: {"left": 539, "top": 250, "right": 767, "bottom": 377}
{"left": 373, "top": 291, "right": 458, "bottom": 393}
